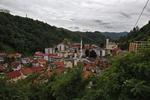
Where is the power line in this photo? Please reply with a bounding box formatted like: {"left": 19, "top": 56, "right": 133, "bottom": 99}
{"left": 134, "top": 0, "right": 150, "bottom": 28}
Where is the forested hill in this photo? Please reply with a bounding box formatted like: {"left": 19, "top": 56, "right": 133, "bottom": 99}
{"left": 102, "top": 32, "right": 128, "bottom": 40}
{"left": 119, "top": 21, "right": 150, "bottom": 49}
{"left": 0, "top": 12, "right": 106, "bottom": 54}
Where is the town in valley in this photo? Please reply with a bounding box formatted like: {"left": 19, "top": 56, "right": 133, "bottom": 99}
{"left": 0, "top": 38, "right": 148, "bottom": 82}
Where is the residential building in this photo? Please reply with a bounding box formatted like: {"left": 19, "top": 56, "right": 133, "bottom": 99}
{"left": 105, "top": 39, "right": 118, "bottom": 55}
{"left": 45, "top": 48, "right": 55, "bottom": 54}
{"left": 129, "top": 41, "right": 150, "bottom": 52}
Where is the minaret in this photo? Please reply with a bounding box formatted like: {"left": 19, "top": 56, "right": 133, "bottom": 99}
{"left": 106, "top": 39, "right": 109, "bottom": 49}
{"left": 80, "top": 38, "right": 83, "bottom": 59}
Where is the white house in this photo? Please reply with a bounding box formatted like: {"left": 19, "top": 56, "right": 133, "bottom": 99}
{"left": 57, "top": 43, "right": 67, "bottom": 51}
{"left": 45, "top": 48, "right": 55, "bottom": 54}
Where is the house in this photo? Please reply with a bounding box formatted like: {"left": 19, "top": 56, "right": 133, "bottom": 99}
{"left": 54, "top": 61, "right": 64, "bottom": 68}
{"left": 30, "top": 66, "right": 43, "bottom": 73}
{"left": 54, "top": 67, "right": 65, "bottom": 75}
{"left": 45, "top": 48, "right": 55, "bottom": 54}
{"left": 0, "top": 57, "right": 4, "bottom": 63}
{"left": 6, "top": 70, "right": 22, "bottom": 82}
{"left": 92, "top": 48, "right": 101, "bottom": 57}
{"left": 105, "top": 39, "right": 118, "bottom": 55}
{"left": 11, "top": 61, "right": 22, "bottom": 71}
{"left": 38, "top": 59, "right": 47, "bottom": 67}
{"left": 8, "top": 53, "right": 22, "bottom": 59}
{"left": 45, "top": 54, "right": 62, "bottom": 62}
{"left": 111, "top": 48, "right": 119, "bottom": 56}
{"left": 0, "top": 52, "right": 7, "bottom": 63}
{"left": 82, "top": 71, "right": 92, "bottom": 79}
{"left": 34, "top": 51, "right": 44, "bottom": 59}
{"left": 84, "top": 44, "right": 91, "bottom": 49}
{"left": 32, "top": 60, "right": 39, "bottom": 67}
{"left": 64, "top": 60, "right": 73, "bottom": 68}
{"left": 57, "top": 43, "right": 69, "bottom": 52}
{"left": 20, "top": 67, "right": 33, "bottom": 78}
{"left": 0, "top": 64, "right": 5, "bottom": 72}
{"left": 129, "top": 41, "right": 150, "bottom": 52}
{"left": 53, "top": 61, "right": 65, "bottom": 75}
{"left": 21, "top": 67, "right": 32, "bottom": 75}
{"left": 21, "top": 58, "right": 30, "bottom": 64}
{"left": 100, "top": 49, "right": 106, "bottom": 57}
{"left": 82, "top": 59, "right": 101, "bottom": 74}
{"left": 6, "top": 66, "right": 44, "bottom": 82}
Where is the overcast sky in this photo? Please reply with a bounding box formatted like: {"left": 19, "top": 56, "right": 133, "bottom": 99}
{"left": 0, "top": 0, "right": 150, "bottom": 32}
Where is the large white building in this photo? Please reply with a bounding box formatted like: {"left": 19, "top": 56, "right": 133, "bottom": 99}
{"left": 105, "top": 39, "right": 118, "bottom": 55}
{"left": 106, "top": 39, "right": 118, "bottom": 50}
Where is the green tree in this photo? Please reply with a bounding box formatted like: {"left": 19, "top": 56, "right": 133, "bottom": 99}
{"left": 51, "top": 67, "right": 87, "bottom": 100}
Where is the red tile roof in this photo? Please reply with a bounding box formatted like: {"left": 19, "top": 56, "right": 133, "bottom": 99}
{"left": 38, "top": 59, "right": 46, "bottom": 63}
{"left": 7, "top": 67, "right": 44, "bottom": 79}
{"left": 30, "top": 67, "right": 43, "bottom": 73}
{"left": 54, "top": 61, "right": 64, "bottom": 68}
{"left": 32, "top": 60, "right": 38, "bottom": 63}
{"left": 82, "top": 71, "right": 92, "bottom": 79}
{"left": 34, "top": 52, "right": 44, "bottom": 57}
{"left": 55, "top": 67, "right": 65, "bottom": 75}
{"left": 20, "top": 68, "right": 32, "bottom": 75}
{"left": 7, "top": 70, "right": 21, "bottom": 79}
{"left": 48, "top": 54, "right": 61, "bottom": 59}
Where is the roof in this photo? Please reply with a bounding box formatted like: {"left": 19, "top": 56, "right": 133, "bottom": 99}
{"left": 55, "top": 67, "right": 65, "bottom": 75}
{"left": 48, "top": 54, "right": 58, "bottom": 57}
{"left": 48, "top": 54, "right": 61, "bottom": 58}
{"left": 6, "top": 67, "right": 44, "bottom": 79}
{"left": 0, "top": 52, "right": 7, "bottom": 57}
{"left": 0, "top": 64, "right": 4, "bottom": 72}
{"left": 54, "top": 61, "right": 64, "bottom": 68}
{"left": 34, "top": 51, "right": 44, "bottom": 57}
{"left": 11, "top": 61, "right": 21, "bottom": 68}
{"left": 20, "top": 67, "right": 32, "bottom": 75}
{"left": 32, "top": 60, "right": 38, "bottom": 63}
{"left": 38, "top": 59, "right": 46, "bottom": 63}
{"left": 30, "top": 67, "right": 43, "bottom": 73}
{"left": 82, "top": 71, "right": 92, "bottom": 79}
{"left": 15, "top": 52, "right": 22, "bottom": 56}
{"left": 7, "top": 70, "right": 21, "bottom": 79}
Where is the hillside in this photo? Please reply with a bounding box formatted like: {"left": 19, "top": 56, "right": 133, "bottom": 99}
{"left": 119, "top": 21, "right": 150, "bottom": 49}
{"left": 0, "top": 12, "right": 106, "bottom": 55}
{"left": 102, "top": 32, "right": 128, "bottom": 40}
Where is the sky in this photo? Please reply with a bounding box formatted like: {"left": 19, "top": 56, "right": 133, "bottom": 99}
{"left": 0, "top": 0, "right": 150, "bottom": 32}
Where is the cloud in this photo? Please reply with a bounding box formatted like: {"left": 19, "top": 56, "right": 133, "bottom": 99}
{"left": 0, "top": 0, "right": 150, "bottom": 32}
{"left": 94, "top": 20, "right": 110, "bottom": 25}
{"left": 119, "top": 12, "right": 132, "bottom": 18}
{"left": 147, "top": 8, "right": 150, "bottom": 12}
